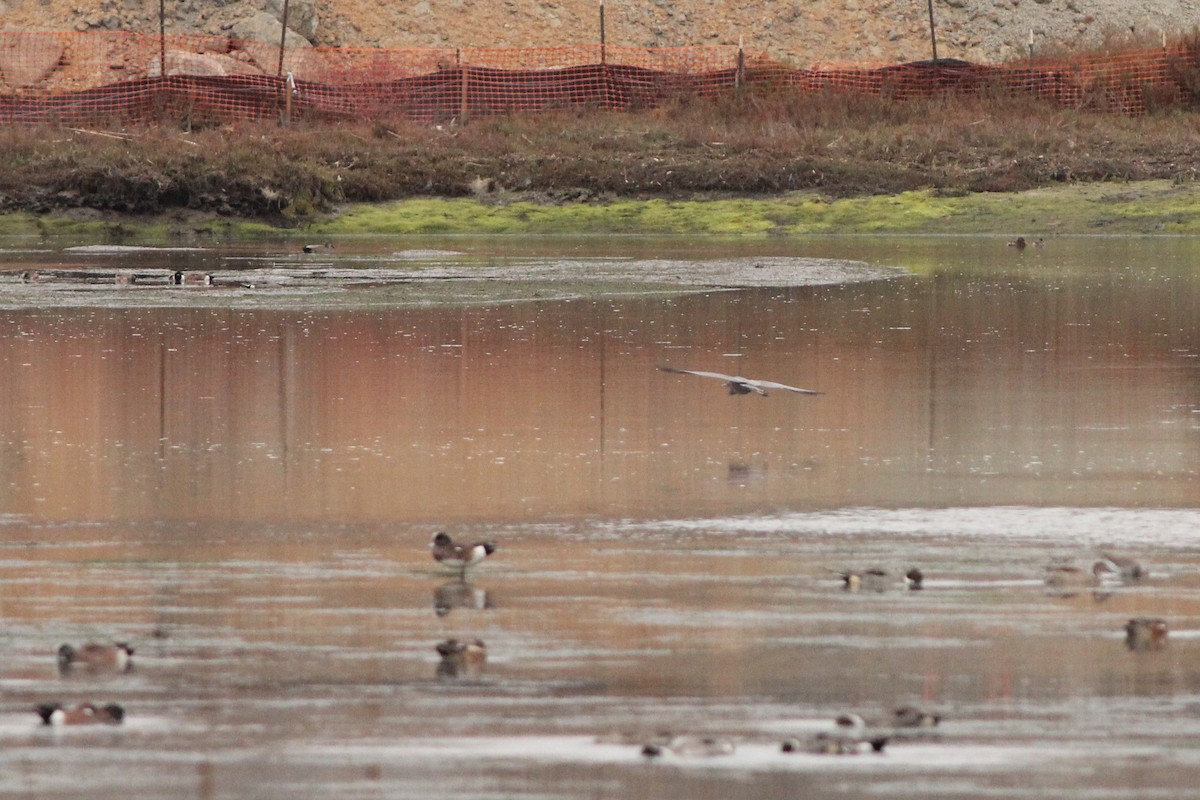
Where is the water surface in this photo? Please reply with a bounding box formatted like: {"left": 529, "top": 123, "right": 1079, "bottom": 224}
{"left": 0, "top": 235, "right": 1197, "bottom": 799}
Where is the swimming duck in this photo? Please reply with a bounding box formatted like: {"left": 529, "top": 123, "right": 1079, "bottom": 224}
{"left": 903, "top": 568, "right": 925, "bottom": 590}
{"left": 658, "top": 366, "right": 820, "bottom": 397}
{"left": 172, "top": 270, "right": 213, "bottom": 286}
{"left": 435, "top": 638, "right": 487, "bottom": 678}
{"left": 1125, "top": 617, "right": 1168, "bottom": 651}
{"left": 782, "top": 731, "right": 889, "bottom": 755}
{"left": 35, "top": 702, "right": 125, "bottom": 726}
{"left": 836, "top": 568, "right": 892, "bottom": 593}
{"left": 57, "top": 642, "right": 134, "bottom": 674}
{"left": 430, "top": 532, "right": 497, "bottom": 578}
{"left": 302, "top": 241, "right": 334, "bottom": 254}
{"left": 1044, "top": 561, "right": 1115, "bottom": 589}
{"left": 1101, "top": 552, "right": 1148, "bottom": 581}
{"left": 891, "top": 705, "right": 941, "bottom": 728}
{"left": 642, "top": 735, "right": 735, "bottom": 758}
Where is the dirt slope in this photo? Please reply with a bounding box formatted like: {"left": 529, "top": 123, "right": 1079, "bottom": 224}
{"left": 2, "top": 0, "right": 1198, "bottom": 67}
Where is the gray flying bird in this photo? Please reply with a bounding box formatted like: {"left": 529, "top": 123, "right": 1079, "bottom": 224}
{"left": 658, "top": 366, "right": 820, "bottom": 397}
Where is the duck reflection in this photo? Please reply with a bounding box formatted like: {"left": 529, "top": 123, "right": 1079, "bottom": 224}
{"left": 726, "top": 461, "right": 767, "bottom": 487}
{"left": 436, "top": 638, "right": 486, "bottom": 679}
{"left": 433, "top": 580, "right": 492, "bottom": 617}
{"left": 1125, "top": 617, "right": 1168, "bottom": 651}
{"left": 57, "top": 642, "right": 135, "bottom": 676}
{"left": 641, "top": 735, "right": 735, "bottom": 758}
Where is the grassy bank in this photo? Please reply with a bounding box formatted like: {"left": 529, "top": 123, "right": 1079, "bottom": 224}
{"left": 2, "top": 87, "right": 1200, "bottom": 238}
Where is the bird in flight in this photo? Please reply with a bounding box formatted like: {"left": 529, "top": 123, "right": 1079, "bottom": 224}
{"left": 658, "top": 366, "right": 820, "bottom": 397}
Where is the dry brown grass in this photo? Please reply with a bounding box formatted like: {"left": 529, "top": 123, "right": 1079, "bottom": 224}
{"left": 2, "top": 84, "right": 1200, "bottom": 221}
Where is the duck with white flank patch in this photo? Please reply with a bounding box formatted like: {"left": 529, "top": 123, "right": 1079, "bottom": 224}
{"left": 36, "top": 702, "right": 125, "bottom": 726}
{"left": 430, "top": 532, "right": 497, "bottom": 579}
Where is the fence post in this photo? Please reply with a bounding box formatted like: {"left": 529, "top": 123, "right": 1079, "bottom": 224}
{"left": 599, "top": 0, "right": 606, "bottom": 65}
{"left": 736, "top": 35, "right": 744, "bottom": 88}
{"left": 1028, "top": 29, "right": 1034, "bottom": 61}
{"left": 284, "top": 71, "right": 294, "bottom": 126}
{"left": 277, "top": 0, "right": 290, "bottom": 125}
{"left": 459, "top": 48, "right": 469, "bottom": 123}
{"left": 276, "top": 0, "right": 290, "bottom": 76}
{"left": 926, "top": 0, "right": 938, "bottom": 62}
{"left": 158, "top": 0, "right": 166, "bottom": 76}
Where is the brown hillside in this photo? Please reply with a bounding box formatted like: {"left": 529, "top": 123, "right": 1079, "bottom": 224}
{"left": 0, "top": 0, "right": 1195, "bottom": 67}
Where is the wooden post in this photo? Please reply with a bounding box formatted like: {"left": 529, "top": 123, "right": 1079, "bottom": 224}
{"left": 736, "top": 34, "right": 744, "bottom": 88}
{"left": 276, "top": 0, "right": 290, "bottom": 76}
{"left": 277, "top": 0, "right": 290, "bottom": 125}
{"left": 926, "top": 0, "right": 938, "bottom": 62}
{"left": 284, "top": 71, "right": 294, "bottom": 127}
{"left": 459, "top": 49, "right": 469, "bottom": 123}
{"left": 158, "top": 0, "right": 165, "bottom": 76}
{"left": 599, "top": 0, "right": 606, "bottom": 65}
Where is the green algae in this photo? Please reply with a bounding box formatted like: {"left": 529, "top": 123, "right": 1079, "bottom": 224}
{"left": 311, "top": 179, "right": 1200, "bottom": 237}
{"left": 322, "top": 197, "right": 781, "bottom": 235}
{"left": 4, "top": 179, "right": 1200, "bottom": 242}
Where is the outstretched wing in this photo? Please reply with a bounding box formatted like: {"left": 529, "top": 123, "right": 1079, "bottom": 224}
{"left": 744, "top": 379, "right": 821, "bottom": 396}
{"left": 660, "top": 366, "right": 820, "bottom": 396}
{"left": 658, "top": 366, "right": 740, "bottom": 382}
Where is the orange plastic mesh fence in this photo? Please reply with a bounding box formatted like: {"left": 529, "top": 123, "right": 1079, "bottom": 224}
{"left": 787, "top": 47, "right": 1192, "bottom": 114}
{"left": 0, "top": 30, "right": 1195, "bottom": 124}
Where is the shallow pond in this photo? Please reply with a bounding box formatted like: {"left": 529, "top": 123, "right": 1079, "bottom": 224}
{"left": 0, "top": 234, "right": 1197, "bottom": 799}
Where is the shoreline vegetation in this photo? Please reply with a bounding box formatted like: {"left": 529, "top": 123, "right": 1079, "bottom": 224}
{"left": 3, "top": 88, "right": 1200, "bottom": 240}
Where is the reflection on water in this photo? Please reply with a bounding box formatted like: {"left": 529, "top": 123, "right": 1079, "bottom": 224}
{"left": 433, "top": 580, "right": 492, "bottom": 616}
{"left": 0, "top": 236, "right": 1198, "bottom": 799}
{"left": 0, "top": 239, "right": 1195, "bottom": 522}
